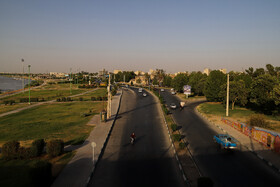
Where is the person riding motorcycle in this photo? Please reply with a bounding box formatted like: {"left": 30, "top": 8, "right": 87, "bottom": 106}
{"left": 130, "top": 133, "right": 136, "bottom": 144}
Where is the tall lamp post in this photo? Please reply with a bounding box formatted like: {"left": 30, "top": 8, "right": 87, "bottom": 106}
{"left": 107, "top": 74, "right": 112, "bottom": 119}
{"left": 70, "top": 68, "right": 72, "bottom": 95}
{"left": 28, "top": 65, "right": 31, "bottom": 105}
{"left": 21, "top": 59, "right": 24, "bottom": 90}
{"left": 226, "top": 74, "right": 229, "bottom": 117}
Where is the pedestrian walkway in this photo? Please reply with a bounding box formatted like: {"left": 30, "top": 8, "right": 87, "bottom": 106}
{"left": 51, "top": 90, "right": 123, "bottom": 187}
{"left": 196, "top": 109, "right": 280, "bottom": 174}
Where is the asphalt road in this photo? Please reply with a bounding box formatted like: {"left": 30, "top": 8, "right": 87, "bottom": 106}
{"left": 160, "top": 89, "right": 280, "bottom": 187}
{"left": 88, "top": 88, "right": 187, "bottom": 187}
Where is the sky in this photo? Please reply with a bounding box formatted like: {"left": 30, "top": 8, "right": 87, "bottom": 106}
{"left": 0, "top": 0, "right": 280, "bottom": 74}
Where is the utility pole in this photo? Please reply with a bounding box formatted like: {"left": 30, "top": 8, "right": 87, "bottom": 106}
{"left": 28, "top": 65, "right": 31, "bottom": 105}
{"left": 21, "top": 59, "right": 24, "bottom": 90}
{"left": 70, "top": 68, "right": 72, "bottom": 95}
{"left": 226, "top": 74, "right": 229, "bottom": 117}
{"left": 107, "top": 74, "right": 112, "bottom": 119}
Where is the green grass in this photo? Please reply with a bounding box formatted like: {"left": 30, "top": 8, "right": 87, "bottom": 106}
{"left": 198, "top": 102, "right": 255, "bottom": 118}
{"left": 0, "top": 83, "right": 88, "bottom": 102}
{"left": 0, "top": 103, "right": 30, "bottom": 114}
{"left": 72, "top": 88, "right": 107, "bottom": 101}
{"left": 198, "top": 102, "right": 280, "bottom": 122}
{"left": 0, "top": 102, "right": 104, "bottom": 145}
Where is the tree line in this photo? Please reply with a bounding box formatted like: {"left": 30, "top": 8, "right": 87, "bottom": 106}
{"left": 154, "top": 64, "right": 279, "bottom": 115}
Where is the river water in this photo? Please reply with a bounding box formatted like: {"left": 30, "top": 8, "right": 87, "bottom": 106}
{"left": 0, "top": 76, "right": 29, "bottom": 92}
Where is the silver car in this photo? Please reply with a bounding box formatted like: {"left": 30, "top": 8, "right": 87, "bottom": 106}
{"left": 170, "top": 103, "right": 176, "bottom": 109}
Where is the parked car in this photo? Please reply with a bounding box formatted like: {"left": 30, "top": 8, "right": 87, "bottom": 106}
{"left": 161, "top": 89, "right": 164, "bottom": 92}
{"left": 138, "top": 88, "right": 143, "bottom": 93}
{"left": 171, "top": 91, "right": 176, "bottom": 95}
{"left": 143, "top": 93, "right": 147, "bottom": 97}
{"left": 170, "top": 103, "right": 176, "bottom": 109}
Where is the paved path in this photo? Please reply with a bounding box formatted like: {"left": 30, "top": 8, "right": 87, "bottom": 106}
{"left": 0, "top": 88, "right": 98, "bottom": 118}
{"left": 197, "top": 110, "right": 280, "bottom": 173}
{"left": 51, "top": 90, "right": 122, "bottom": 187}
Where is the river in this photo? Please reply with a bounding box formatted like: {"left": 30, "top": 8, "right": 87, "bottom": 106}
{"left": 0, "top": 76, "right": 29, "bottom": 92}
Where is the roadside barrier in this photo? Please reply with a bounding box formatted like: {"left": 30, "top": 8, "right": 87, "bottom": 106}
{"left": 221, "top": 118, "right": 280, "bottom": 153}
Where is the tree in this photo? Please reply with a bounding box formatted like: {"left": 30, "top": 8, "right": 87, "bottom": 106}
{"left": 204, "top": 70, "right": 226, "bottom": 101}
{"left": 171, "top": 73, "right": 188, "bottom": 92}
{"left": 162, "top": 75, "right": 172, "bottom": 87}
{"left": 250, "top": 74, "right": 278, "bottom": 113}
{"left": 266, "top": 64, "right": 277, "bottom": 76}
{"left": 272, "top": 84, "right": 280, "bottom": 106}
{"left": 188, "top": 72, "right": 207, "bottom": 96}
{"left": 136, "top": 78, "right": 141, "bottom": 84}
{"left": 253, "top": 68, "right": 265, "bottom": 78}
{"left": 234, "top": 72, "right": 252, "bottom": 89}
{"left": 154, "top": 69, "right": 165, "bottom": 86}
{"left": 219, "top": 80, "right": 248, "bottom": 110}
{"left": 245, "top": 67, "right": 254, "bottom": 78}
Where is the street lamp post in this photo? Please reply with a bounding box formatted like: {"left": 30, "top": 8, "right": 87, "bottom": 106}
{"left": 28, "top": 65, "right": 31, "bottom": 105}
{"left": 226, "top": 74, "right": 229, "bottom": 117}
{"left": 21, "top": 59, "right": 24, "bottom": 90}
{"left": 70, "top": 68, "right": 72, "bottom": 95}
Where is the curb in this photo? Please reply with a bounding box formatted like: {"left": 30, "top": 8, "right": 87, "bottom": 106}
{"left": 195, "top": 107, "right": 280, "bottom": 175}
{"left": 146, "top": 88, "right": 190, "bottom": 186}
{"left": 86, "top": 89, "right": 123, "bottom": 186}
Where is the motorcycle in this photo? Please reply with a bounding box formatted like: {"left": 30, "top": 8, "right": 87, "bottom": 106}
{"left": 130, "top": 137, "right": 135, "bottom": 145}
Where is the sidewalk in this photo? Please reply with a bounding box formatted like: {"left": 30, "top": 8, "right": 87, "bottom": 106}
{"left": 195, "top": 108, "right": 280, "bottom": 174}
{"left": 51, "top": 90, "right": 123, "bottom": 187}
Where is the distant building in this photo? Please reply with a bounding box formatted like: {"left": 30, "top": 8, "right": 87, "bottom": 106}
{"left": 49, "top": 72, "right": 66, "bottom": 78}
{"left": 98, "top": 69, "right": 108, "bottom": 77}
{"left": 203, "top": 68, "right": 211, "bottom": 76}
{"left": 114, "top": 70, "right": 122, "bottom": 74}
{"left": 134, "top": 70, "right": 145, "bottom": 76}
{"left": 132, "top": 75, "right": 148, "bottom": 85}
{"left": 219, "top": 69, "right": 227, "bottom": 74}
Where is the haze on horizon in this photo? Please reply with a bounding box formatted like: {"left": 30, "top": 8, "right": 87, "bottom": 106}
{"left": 0, "top": 0, "right": 280, "bottom": 74}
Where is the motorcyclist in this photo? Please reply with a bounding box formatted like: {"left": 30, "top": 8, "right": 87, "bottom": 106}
{"left": 130, "top": 133, "right": 136, "bottom": 144}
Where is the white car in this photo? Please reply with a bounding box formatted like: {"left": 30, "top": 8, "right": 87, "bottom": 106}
{"left": 138, "top": 88, "right": 143, "bottom": 93}
{"left": 143, "top": 93, "right": 147, "bottom": 97}
{"left": 171, "top": 91, "right": 176, "bottom": 95}
{"left": 170, "top": 103, "right": 176, "bottom": 109}
{"left": 160, "top": 89, "right": 164, "bottom": 92}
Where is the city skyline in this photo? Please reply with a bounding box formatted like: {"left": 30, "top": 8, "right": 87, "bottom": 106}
{"left": 1, "top": 0, "right": 280, "bottom": 73}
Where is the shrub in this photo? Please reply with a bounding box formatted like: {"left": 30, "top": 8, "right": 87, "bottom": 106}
{"left": 179, "top": 142, "right": 185, "bottom": 149}
{"left": 97, "top": 96, "right": 102, "bottom": 101}
{"left": 3, "top": 100, "right": 15, "bottom": 105}
{"left": 46, "top": 139, "right": 64, "bottom": 157}
{"left": 31, "top": 139, "right": 45, "bottom": 157}
{"left": 171, "top": 124, "right": 177, "bottom": 132}
{"left": 2, "top": 140, "right": 20, "bottom": 159}
{"left": 56, "top": 98, "right": 61, "bottom": 102}
{"left": 61, "top": 97, "right": 67, "bottom": 102}
{"left": 18, "top": 147, "right": 35, "bottom": 159}
{"left": 172, "top": 134, "right": 181, "bottom": 142}
{"left": 30, "top": 98, "right": 39, "bottom": 102}
{"left": 20, "top": 98, "right": 29, "bottom": 103}
{"left": 247, "top": 114, "right": 269, "bottom": 128}
{"left": 79, "top": 97, "right": 83, "bottom": 101}
{"left": 91, "top": 97, "right": 96, "bottom": 101}
{"left": 162, "top": 104, "right": 169, "bottom": 115}
{"left": 66, "top": 97, "right": 72, "bottom": 101}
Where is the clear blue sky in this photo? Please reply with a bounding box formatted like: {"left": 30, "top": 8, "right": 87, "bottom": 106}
{"left": 0, "top": 0, "right": 280, "bottom": 73}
